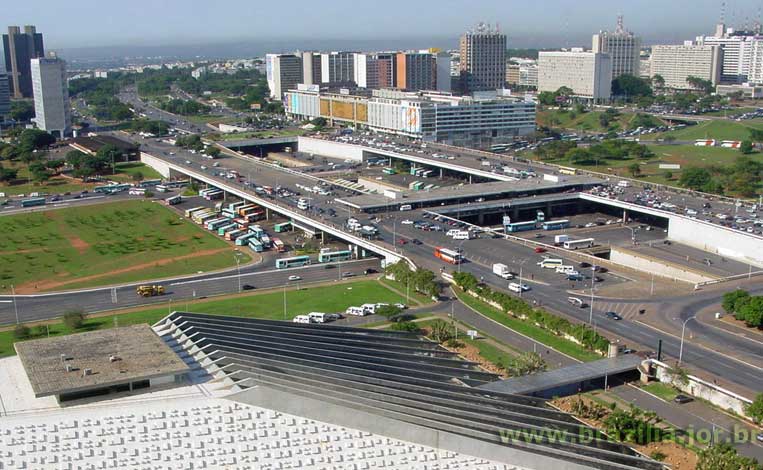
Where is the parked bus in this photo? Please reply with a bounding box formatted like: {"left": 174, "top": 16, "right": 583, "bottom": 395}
{"left": 434, "top": 247, "right": 464, "bottom": 265}
{"left": 382, "top": 168, "right": 396, "bottom": 175}
{"left": 228, "top": 201, "right": 247, "bottom": 212}
{"left": 422, "top": 170, "right": 434, "bottom": 178}
{"left": 505, "top": 221, "right": 537, "bottom": 233}
{"left": 274, "top": 222, "right": 291, "bottom": 233}
{"left": 276, "top": 255, "right": 311, "bottom": 269}
{"left": 272, "top": 238, "right": 285, "bottom": 252}
{"left": 165, "top": 195, "right": 182, "bottom": 206}
{"left": 542, "top": 219, "right": 570, "bottom": 231}
{"left": 248, "top": 238, "right": 264, "bottom": 253}
{"left": 558, "top": 166, "right": 577, "bottom": 176}
{"left": 235, "top": 233, "right": 256, "bottom": 246}
{"left": 217, "top": 223, "right": 238, "bottom": 236}
{"left": 198, "top": 188, "right": 217, "bottom": 197}
{"left": 184, "top": 206, "right": 205, "bottom": 218}
{"left": 203, "top": 190, "right": 224, "bottom": 200}
{"left": 163, "top": 180, "right": 189, "bottom": 189}
{"left": 318, "top": 250, "right": 352, "bottom": 263}
{"left": 155, "top": 184, "right": 169, "bottom": 193}
{"left": 205, "top": 218, "right": 230, "bottom": 231}
{"left": 21, "top": 197, "right": 46, "bottom": 208}
{"left": 225, "top": 229, "right": 245, "bottom": 241}
{"left": 94, "top": 184, "right": 130, "bottom": 194}
{"left": 563, "top": 238, "right": 595, "bottom": 250}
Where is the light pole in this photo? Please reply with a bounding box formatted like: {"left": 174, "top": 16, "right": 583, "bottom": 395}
{"left": 626, "top": 226, "right": 639, "bottom": 245}
{"left": 678, "top": 316, "right": 696, "bottom": 365}
{"left": 234, "top": 252, "right": 242, "bottom": 293}
{"left": 589, "top": 267, "right": 596, "bottom": 325}
{"left": 10, "top": 285, "right": 19, "bottom": 324}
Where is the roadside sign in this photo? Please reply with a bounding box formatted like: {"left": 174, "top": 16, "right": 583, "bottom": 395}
{"left": 502, "top": 216, "right": 511, "bottom": 226}
{"left": 467, "top": 330, "right": 478, "bottom": 339}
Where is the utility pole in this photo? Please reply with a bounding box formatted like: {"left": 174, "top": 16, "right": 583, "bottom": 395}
{"left": 11, "top": 285, "right": 19, "bottom": 325}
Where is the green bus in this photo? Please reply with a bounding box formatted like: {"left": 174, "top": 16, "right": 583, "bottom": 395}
{"left": 318, "top": 250, "right": 352, "bottom": 263}
{"left": 21, "top": 197, "right": 46, "bottom": 208}
{"left": 274, "top": 222, "right": 291, "bottom": 233}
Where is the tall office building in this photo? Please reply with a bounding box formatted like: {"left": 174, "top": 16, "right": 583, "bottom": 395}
{"left": 695, "top": 24, "right": 759, "bottom": 84}
{"left": 649, "top": 44, "right": 721, "bottom": 90}
{"left": 3, "top": 25, "right": 45, "bottom": 98}
{"left": 301, "top": 52, "right": 322, "bottom": 86}
{"left": 321, "top": 51, "right": 356, "bottom": 84}
{"left": 266, "top": 54, "right": 303, "bottom": 99}
{"left": 0, "top": 73, "right": 10, "bottom": 121}
{"left": 538, "top": 50, "right": 613, "bottom": 101}
{"left": 395, "top": 52, "right": 437, "bottom": 91}
{"left": 592, "top": 15, "right": 642, "bottom": 79}
{"left": 459, "top": 23, "right": 507, "bottom": 93}
{"left": 31, "top": 55, "right": 71, "bottom": 137}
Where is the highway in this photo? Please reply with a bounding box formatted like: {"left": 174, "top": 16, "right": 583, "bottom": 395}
{"left": 0, "top": 258, "right": 381, "bottom": 325}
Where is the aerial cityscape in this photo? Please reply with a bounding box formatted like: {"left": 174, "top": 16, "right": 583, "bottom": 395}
{"left": 1, "top": 1, "right": 763, "bottom": 469}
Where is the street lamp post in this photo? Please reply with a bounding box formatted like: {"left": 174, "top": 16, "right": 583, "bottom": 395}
{"left": 10, "top": 285, "right": 19, "bottom": 324}
{"left": 234, "top": 253, "right": 242, "bottom": 293}
{"left": 678, "top": 316, "right": 696, "bottom": 365}
{"left": 589, "top": 267, "right": 596, "bottom": 325}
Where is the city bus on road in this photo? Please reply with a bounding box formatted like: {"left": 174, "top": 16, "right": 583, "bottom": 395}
{"left": 505, "top": 221, "right": 537, "bottom": 233}
{"left": 542, "top": 219, "right": 570, "bottom": 231}
{"left": 318, "top": 250, "right": 352, "bottom": 263}
{"left": 21, "top": 197, "right": 46, "bottom": 208}
{"left": 558, "top": 166, "right": 577, "bottom": 176}
{"left": 276, "top": 255, "right": 312, "bottom": 269}
{"left": 274, "top": 222, "right": 291, "bottom": 233}
{"left": 434, "top": 247, "right": 464, "bottom": 265}
{"left": 563, "top": 238, "right": 595, "bottom": 250}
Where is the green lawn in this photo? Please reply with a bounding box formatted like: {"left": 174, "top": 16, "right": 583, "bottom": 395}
{"left": 641, "top": 382, "right": 679, "bottom": 402}
{"left": 377, "top": 278, "right": 432, "bottom": 306}
{"left": 0, "top": 162, "right": 164, "bottom": 196}
{"left": 0, "top": 200, "right": 247, "bottom": 292}
{"left": 456, "top": 290, "right": 603, "bottom": 362}
{"left": 0, "top": 280, "right": 406, "bottom": 357}
{"left": 642, "top": 119, "right": 763, "bottom": 142}
{"left": 537, "top": 109, "right": 666, "bottom": 133}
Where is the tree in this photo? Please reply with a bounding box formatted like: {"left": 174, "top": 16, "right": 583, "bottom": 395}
{"left": 663, "top": 171, "right": 673, "bottom": 180}
{"left": 679, "top": 167, "right": 713, "bottom": 191}
{"left": 627, "top": 163, "right": 642, "bottom": 177}
{"left": 206, "top": 146, "right": 221, "bottom": 158}
{"left": 63, "top": 310, "right": 86, "bottom": 330}
{"left": 686, "top": 75, "right": 713, "bottom": 94}
{"left": 96, "top": 144, "right": 124, "bottom": 173}
{"left": 696, "top": 443, "right": 761, "bottom": 470}
{"left": 748, "top": 393, "right": 763, "bottom": 424}
{"left": 18, "top": 129, "right": 55, "bottom": 151}
{"left": 310, "top": 117, "right": 327, "bottom": 128}
{"left": 749, "top": 129, "right": 763, "bottom": 143}
{"left": 612, "top": 74, "right": 653, "bottom": 98}
{"left": 740, "top": 140, "right": 754, "bottom": 154}
{"left": 28, "top": 161, "right": 52, "bottom": 183}
{"left": 428, "top": 319, "right": 454, "bottom": 343}
{"left": 9, "top": 100, "right": 35, "bottom": 121}
{"left": 538, "top": 91, "right": 557, "bottom": 106}
{"left": 651, "top": 74, "right": 665, "bottom": 89}
{"left": 738, "top": 296, "right": 763, "bottom": 328}
{"left": 503, "top": 352, "right": 547, "bottom": 377}
{"left": 131, "top": 171, "right": 144, "bottom": 182}
{"left": 0, "top": 166, "right": 18, "bottom": 182}
{"left": 723, "top": 289, "right": 751, "bottom": 314}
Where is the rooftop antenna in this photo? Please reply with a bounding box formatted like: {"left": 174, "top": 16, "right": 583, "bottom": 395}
{"left": 756, "top": 6, "right": 762, "bottom": 34}
{"left": 720, "top": 0, "right": 726, "bottom": 24}
{"left": 616, "top": 14, "right": 625, "bottom": 34}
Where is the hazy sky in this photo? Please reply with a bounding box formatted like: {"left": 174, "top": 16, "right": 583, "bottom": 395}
{"left": 5, "top": 0, "right": 763, "bottom": 49}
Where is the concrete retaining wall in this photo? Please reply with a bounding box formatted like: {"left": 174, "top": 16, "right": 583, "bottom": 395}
{"left": 609, "top": 247, "right": 715, "bottom": 284}
{"left": 668, "top": 215, "right": 763, "bottom": 268}
{"left": 140, "top": 152, "right": 172, "bottom": 178}
{"left": 652, "top": 360, "right": 753, "bottom": 418}
{"left": 297, "top": 136, "right": 365, "bottom": 162}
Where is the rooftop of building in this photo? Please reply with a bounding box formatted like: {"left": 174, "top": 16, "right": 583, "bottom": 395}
{"left": 14, "top": 324, "right": 190, "bottom": 398}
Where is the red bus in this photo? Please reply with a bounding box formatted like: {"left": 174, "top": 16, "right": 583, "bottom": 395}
{"left": 272, "top": 238, "right": 285, "bottom": 253}
{"left": 434, "top": 247, "right": 463, "bottom": 264}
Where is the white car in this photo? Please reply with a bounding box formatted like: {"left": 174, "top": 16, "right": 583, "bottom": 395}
{"left": 401, "top": 219, "right": 414, "bottom": 225}
{"left": 288, "top": 275, "right": 301, "bottom": 281}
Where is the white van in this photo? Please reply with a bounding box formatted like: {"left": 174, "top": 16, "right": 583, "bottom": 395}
{"left": 508, "top": 283, "right": 530, "bottom": 293}
{"left": 555, "top": 265, "right": 576, "bottom": 274}
{"left": 361, "top": 303, "right": 377, "bottom": 315}
{"left": 399, "top": 204, "right": 412, "bottom": 211}
{"left": 446, "top": 229, "right": 460, "bottom": 237}
{"left": 308, "top": 312, "right": 327, "bottom": 323}
{"left": 345, "top": 306, "right": 366, "bottom": 316}
{"left": 537, "top": 258, "right": 564, "bottom": 268}
{"left": 452, "top": 230, "right": 471, "bottom": 240}
{"left": 293, "top": 315, "right": 312, "bottom": 324}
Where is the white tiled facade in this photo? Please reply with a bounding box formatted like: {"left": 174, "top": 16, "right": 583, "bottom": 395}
{"left": 649, "top": 44, "right": 721, "bottom": 90}
{"left": 537, "top": 51, "right": 612, "bottom": 100}
{"left": 30, "top": 57, "right": 70, "bottom": 137}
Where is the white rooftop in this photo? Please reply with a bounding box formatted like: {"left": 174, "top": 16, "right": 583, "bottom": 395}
{"left": 0, "top": 355, "right": 511, "bottom": 469}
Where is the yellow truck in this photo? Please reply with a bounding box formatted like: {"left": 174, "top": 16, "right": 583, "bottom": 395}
{"left": 136, "top": 285, "right": 165, "bottom": 297}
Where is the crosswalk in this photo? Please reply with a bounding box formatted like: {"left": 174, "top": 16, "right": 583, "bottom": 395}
{"left": 592, "top": 300, "right": 650, "bottom": 320}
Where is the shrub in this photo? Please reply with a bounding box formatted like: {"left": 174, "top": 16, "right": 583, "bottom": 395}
{"left": 63, "top": 310, "right": 86, "bottom": 330}
{"left": 14, "top": 324, "right": 31, "bottom": 339}
{"left": 390, "top": 321, "right": 421, "bottom": 334}
{"left": 428, "top": 319, "right": 454, "bottom": 343}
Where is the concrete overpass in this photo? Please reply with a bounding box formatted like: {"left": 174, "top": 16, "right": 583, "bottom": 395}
{"left": 221, "top": 136, "right": 299, "bottom": 149}
{"left": 140, "top": 152, "right": 413, "bottom": 268}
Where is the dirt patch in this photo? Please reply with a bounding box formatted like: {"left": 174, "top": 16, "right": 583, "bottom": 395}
{"left": 15, "top": 248, "right": 232, "bottom": 293}
{"left": 66, "top": 235, "right": 90, "bottom": 254}
{"left": 552, "top": 395, "right": 698, "bottom": 470}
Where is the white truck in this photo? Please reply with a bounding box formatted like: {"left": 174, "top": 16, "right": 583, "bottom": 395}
{"left": 554, "top": 234, "right": 570, "bottom": 245}
{"left": 492, "top": 263, "right": 514, "bottom": 280}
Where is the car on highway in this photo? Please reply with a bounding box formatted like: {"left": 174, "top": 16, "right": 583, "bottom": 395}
{"left": 242, "top": 284, "right": 255, "bottom": 290}
{"left": 342, "top": 272, "right": 356, "bottom": 278}
{"left": 605, "top": 311, "right": 622, "bottom": 320}
{"left": 401, "top": 219, "right": 414, "bottom": 225}
{"left": 364, "top": 268, "right": 377, "bottom": 275}
{"left": 674, "top": 394, "right": 694, "bottom": 404}
{"left": 757, "top": 433, "right": 763, "bottom": 443}
{"left": 534, "top": 247, "right": 547, "bottom": 253}
{"left": 411, "top": 239, "right": 422, "bottom": 245}
{"left": 288, "top": 275, "right": 301, "bottom": 281}
{"left": 397, "top": 238, "right": 407, "bottom": 245}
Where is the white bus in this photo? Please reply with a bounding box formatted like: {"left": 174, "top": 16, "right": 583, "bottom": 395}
{"left": 537, "top": 258, "right": 564, "bottom": 268}
{"left": 345, "top": 306, "right": 367, "bottom": 316}
{"left": 452, "top": 230, "right": 471, "bottom": 240}
{"left": 563, "top": 238, "right": 595, "bottom": 250}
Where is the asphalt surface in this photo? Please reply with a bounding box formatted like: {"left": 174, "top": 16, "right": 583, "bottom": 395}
{"left": 0, "top": 258, "right": 381, "bottom": 325}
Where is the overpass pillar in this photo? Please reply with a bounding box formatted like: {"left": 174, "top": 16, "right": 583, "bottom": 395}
{"left": 321, "top": 231, "right": 325, "bottom": 244}
{"left": 545, "top": 203, "right": 553, "bottom": 218}
{"left": 469, "top": 175, "right": 473, "bottom": 184}
{"left": 623, "top": 209, "right": 628, "bottom": 224}
{"left": 439, "top": 168, "right": 443, "bottom": 179}
{"left": 512, "top": 207, "right": 520, "bottom": 220}
{"left": 265, "top": 208, "right": 270, "bottom": 220}
{"left": 478, "top": 212, "right": 485, "bottom": 225}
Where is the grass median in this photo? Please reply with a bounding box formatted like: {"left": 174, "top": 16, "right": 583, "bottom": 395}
{"left": 456, "top": 289, "right": 602, "bottom": 362}
{"left": 0, "top": 280, "right": 408, "bottom": 358}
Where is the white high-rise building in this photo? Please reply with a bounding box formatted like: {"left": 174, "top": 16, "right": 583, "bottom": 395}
{"left": 649, "top": 44, "right": 721, "bottom": 90}
{"left": 537, "top": 50, "right": 612, "bottom": 101}
{"left": 30, "top": 56, "right": 70, "bottom": 138}
{"left": 695, "top": 24, "right": 761, "bottom": 84}
{"left": 592, "top": 15, "right": 642, "bottom": 79}
{"left": 459, "top": 23, "right": 507, "bottom": 92}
